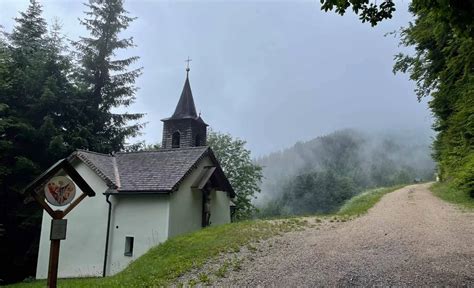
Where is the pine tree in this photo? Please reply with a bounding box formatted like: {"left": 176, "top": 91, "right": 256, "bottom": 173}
{"left": 74, "top": 0, "right": 144, "bottom": 153}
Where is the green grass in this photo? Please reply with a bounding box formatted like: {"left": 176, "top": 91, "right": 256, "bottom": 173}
{"left": 10, "top": 184, "right": 409, "bottom": 287}
{"left": 431, "top": 181, "right": 474, "bottom": 210}
{"left": 10, "top": 218, "right": 307, "bottom": 288}
{"left": 337, "top": 185, "right": 405, "bottom": 217}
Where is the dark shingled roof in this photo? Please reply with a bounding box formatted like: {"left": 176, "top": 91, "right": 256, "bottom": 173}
{"left": 70, "top": 147, "right": 234, "bottom": 196}
{"left": 161, "top": 73, "right": 208, "bottom": 126}
{"left": 72, "top": 150, "right": 118, "bottom": 189}
{"left": 172, "top": 75, "right": 197, "bottom": 119}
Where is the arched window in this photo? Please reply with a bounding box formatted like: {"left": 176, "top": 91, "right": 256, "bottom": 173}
{"left": 172, "top": 131, "right": 180, "bottom": 148}
{"left": 195, "top": 134, "right": 201, "bottom": 146}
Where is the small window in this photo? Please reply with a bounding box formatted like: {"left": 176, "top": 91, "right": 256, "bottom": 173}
{"left": 124, "top": 236, "right": 134, "bottom": 257}
{"left": 195, "top": 134, "right": 201, "bottom": 146}
{"left": 172, "top": 131, "right": 180, "bottom": 148}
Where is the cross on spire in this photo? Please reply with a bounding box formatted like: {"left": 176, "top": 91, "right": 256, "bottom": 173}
{"left": 185, "top": 57, "right": 192, "bottom": 74}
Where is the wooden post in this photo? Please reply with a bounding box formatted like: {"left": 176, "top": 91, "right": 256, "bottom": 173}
{"left": 47, "top": 211, "right": 65, "bottom": 288}
{"left": 47, "top": 238, "right": 60, "bottom": 288}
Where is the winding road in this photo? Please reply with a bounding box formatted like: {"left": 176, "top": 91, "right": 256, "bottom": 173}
{"left": 216, "top": 183, "right": 474, "bottom": 286}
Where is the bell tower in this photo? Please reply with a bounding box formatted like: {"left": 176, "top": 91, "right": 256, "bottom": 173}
{"left": 161, "top": 65, "right": 208, "bottom": 149}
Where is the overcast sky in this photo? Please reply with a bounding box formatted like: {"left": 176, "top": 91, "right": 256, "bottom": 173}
{"left": 0, "top": 0, "right": 432, "bottom": 156}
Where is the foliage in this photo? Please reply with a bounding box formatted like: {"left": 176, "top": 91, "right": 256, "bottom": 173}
{"left": 257, "top": 129, "right": 434, "bottom": 217}
{"left": 337, "top": 185, "right": 404, "bottom": 217}
{"left": 207, "top": 131, "right": 263, "bottom": 220}
{"left": 10, "top": 219, "right": 308, "bottom": 287}
{"left": 431, "top": 181, "right": 474, "bottom": 210}
{"left": 321, "top": 0, "right": 474, "bottom": 197}
{"left": 72, "top": 0, "right": 144, "bottom": 153}
{"left": 0, "top": 1, "right": 75, "bottom": 282}
{"left": 320, "top": 0, "right": 395, "bottom": 26}
{"left": 0, "top": 0, "right": 143, "bottom": 283}
{"left": 322, "top": 0, "right": 474, "bottom": 197}
{"left": 139, "top": 142, "right": 161, "bottom": 151}
{"left": 261, "top": 171, "right": 359, "bottom": 217}
{"left": 392, "top": 1, "right": 474, "bottom": 197}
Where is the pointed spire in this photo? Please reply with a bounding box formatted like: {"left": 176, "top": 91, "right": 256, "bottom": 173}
{"left": 171, "top": 69, "right": 198, "bottom": 119}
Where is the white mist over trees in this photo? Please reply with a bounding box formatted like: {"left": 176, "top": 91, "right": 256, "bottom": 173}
{"left": 256, "top": 129, "right": 435, "bottom": 216}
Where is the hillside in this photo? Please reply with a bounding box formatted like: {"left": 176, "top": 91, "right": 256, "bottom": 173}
{"left": 256, "top": 129, "right": 435, "bottom": 215}
{"left": 12, "top": 184, "right": 473, "bottom": 287}
{"left": 10, "top": 185, "right": 403, "bottom": 287}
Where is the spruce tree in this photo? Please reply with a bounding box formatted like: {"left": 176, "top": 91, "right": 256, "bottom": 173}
{"left": 0, "top": 2, "right": 81, "bottom": 282}
{"left": 2, "top": 0, "right": 49, "bottom": 190}
{"left": 9, "top": 0, "right": 47, "bottom": 52}
{"left": 0, "top": 1, "right": 49, "bottom": 282}
{"left": 74, "top": 0, "right": 144, "bottom": 153}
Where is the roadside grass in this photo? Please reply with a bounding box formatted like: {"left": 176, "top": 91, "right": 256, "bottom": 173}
{"left": 431, "top": 181, "right": 474, "bottom": 210}
{"left": 9, "top": 185, "right": 407, "bottom": 287}
{"left": 10, "top": 218, "right": 307, "bottom": 288}
{"left": 336, "top": 185, "right": 405, "bottom": 217}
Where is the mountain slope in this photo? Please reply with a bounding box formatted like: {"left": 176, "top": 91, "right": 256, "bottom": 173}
{"left": 256, "top": 129, "right": 435, "bottom": 215}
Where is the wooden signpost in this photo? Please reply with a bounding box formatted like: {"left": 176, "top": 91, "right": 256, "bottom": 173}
{"left": 24, "top": 159, "right": 95, "bottom": 288}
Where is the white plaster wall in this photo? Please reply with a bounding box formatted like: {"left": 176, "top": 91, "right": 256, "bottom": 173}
{"left": 167, "top": 158, "right": 213, "bottom": 238}
{"left": 36, "top": 156, "right": 232, "bottom": 279}
{"left": 168, "top": 157, "right": 232, "bottom": 236}
{"left": 36, "top": 160, "right": 109, "bottom": 279}
{"left": 209, "top": 189, "right": 231, "bottom": 226}
{"left": 106, "top": 195, "right": 169, "bottom": 275}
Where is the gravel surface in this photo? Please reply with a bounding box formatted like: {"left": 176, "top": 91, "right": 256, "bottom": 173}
{"left": 210, "top": 183, "right": 474, "bottom": 287}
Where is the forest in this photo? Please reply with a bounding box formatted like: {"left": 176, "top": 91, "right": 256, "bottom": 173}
{"left": 0, "top": 0, "right": 143, "bottom": 283}
{"left": 257, "top": 129, "right": 435, "bottom": 216}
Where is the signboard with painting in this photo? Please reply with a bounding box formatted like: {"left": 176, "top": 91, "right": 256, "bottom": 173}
{"left": 24, "top": 159, "right": 95, "bottom": 288}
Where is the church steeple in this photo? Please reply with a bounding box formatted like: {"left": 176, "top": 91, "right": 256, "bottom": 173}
{"left": 161, "top": 64, "right": 208, "bottom": 149}
{"left": 171, "top": 73, "right": 198, "bottom": 119}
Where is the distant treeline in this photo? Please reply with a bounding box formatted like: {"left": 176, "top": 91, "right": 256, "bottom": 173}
{"left": 256, "top": 129, "right": 435, "bottom": 217}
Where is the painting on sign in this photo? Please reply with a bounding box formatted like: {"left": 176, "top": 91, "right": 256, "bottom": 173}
{"left": 44, "top": 176, "right": 76, "bottom": 206}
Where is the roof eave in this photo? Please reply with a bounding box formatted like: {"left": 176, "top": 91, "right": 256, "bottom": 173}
{"left": 160, "top": 116, "right": 209, "bottom": 126}
{"left": 206, "top": 148, "right": 236, "bottom": 198}
{"left": 105, "top": 190, "right": 171, "bottom": 195}
{"left": 170, "top": 147, "right": 236, "bottom": 198}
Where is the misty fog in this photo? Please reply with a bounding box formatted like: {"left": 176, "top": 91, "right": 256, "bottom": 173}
{"left": 255, "top": 128, "right": 435, "bottom": 215}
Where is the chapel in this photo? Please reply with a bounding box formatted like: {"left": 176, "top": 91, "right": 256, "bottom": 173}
{"left": 33, "top": 67, "right": 235, "bottom": 278}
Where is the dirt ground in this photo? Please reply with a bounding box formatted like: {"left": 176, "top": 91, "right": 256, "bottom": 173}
{"left": 204, "top": 183, "right": 474, "bottom": 287}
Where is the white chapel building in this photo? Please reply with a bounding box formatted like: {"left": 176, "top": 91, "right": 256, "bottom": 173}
{"left": 35, "top": 69, "right": 235, "bottom": 278}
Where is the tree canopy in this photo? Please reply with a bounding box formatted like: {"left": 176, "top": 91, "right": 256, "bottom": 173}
{"left": 207, "top": 131, "right": 263, "bottom": 220}
{"left": 73, "top": 0, "right": 144, "bottom": 153}
{"left": 257, "top": 129, "right": 434, "bottom": 217}
{"left": 393, "top": 2, "right": 474, "bottom": 196}
{"left": 323, "top": 0, "right": 474, "bottom": 197}
{"left": 0, "top": 0, "right": 143, "bottom": 283}
{"left": 320, "top": 0, "right": 395, "bottom": 26}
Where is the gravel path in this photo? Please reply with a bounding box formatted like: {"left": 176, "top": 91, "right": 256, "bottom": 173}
{"left": 214, "top": 183, "right": 474, "bottom": 287}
